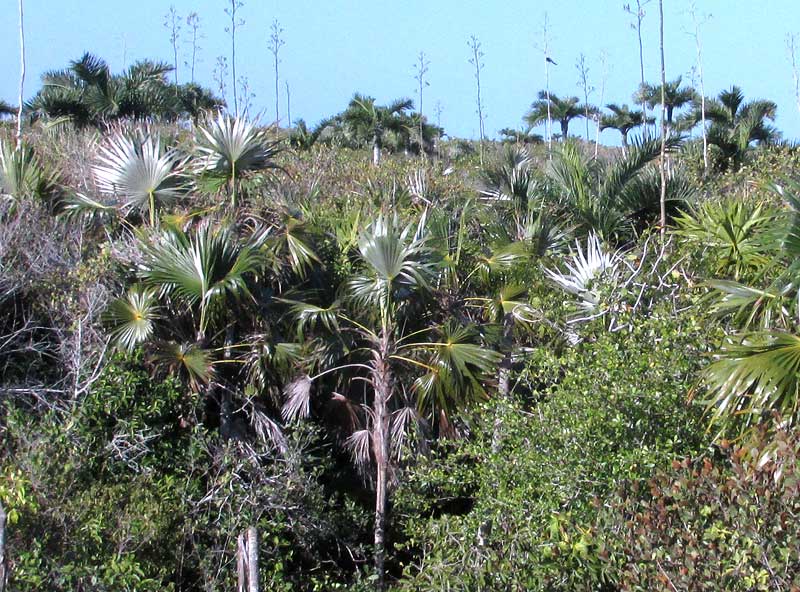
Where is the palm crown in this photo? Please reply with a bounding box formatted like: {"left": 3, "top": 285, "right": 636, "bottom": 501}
{"left": 524, "top": 91, "right": 597, "bottom": 140}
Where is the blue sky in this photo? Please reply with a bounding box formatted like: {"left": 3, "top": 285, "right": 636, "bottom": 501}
{"left": 2, "top": 0, "right": 800, "bottom": 143}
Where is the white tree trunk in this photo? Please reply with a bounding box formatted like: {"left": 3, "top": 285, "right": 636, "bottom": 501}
{"left": 247, "top": 526, "right": 258, "bottom": 592}
{"left": 16, "top": 0, "right": 25, "bottom": 150}
{"left": 372, "top": 136, "right": 381, "bottom": 166}
{"left": 658, "top": 0, "right": 667, "bottom": 238}
{"left": 237, "top": 527, "right": 259, "bottom": 592}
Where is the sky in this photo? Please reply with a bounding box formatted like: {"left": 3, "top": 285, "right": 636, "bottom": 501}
{"left": 2, "top": 0, "right": 800, "bottom": 144}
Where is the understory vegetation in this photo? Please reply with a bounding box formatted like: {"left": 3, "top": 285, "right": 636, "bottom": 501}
{"left": 3, "top": 50, "right": 800, "bottom": 592}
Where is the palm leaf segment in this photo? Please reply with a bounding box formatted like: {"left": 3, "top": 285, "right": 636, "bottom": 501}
{"left": 93, "top": 129, "right": 185, "bottom": 225}
{"left": 412, "top": 323, "right": 502, "bottom": 417}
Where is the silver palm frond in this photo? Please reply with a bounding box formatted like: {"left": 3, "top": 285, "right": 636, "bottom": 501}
{"left": 93, "top": 129, "right": 186, "bottom": 225}
{"left": 543, "top": 233, "right": 621, "bottom": 312}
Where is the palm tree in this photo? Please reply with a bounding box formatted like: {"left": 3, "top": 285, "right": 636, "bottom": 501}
{"left": 195, "top": 112, "right": 284, "bottom": 207}
{"left": 636, "top": 76, "right": 696, "bottom": 133}
{"left": 283, "top": 213, "right": 499, "bottom": 590}
{"left": 694, "top": 86, "right": 779, "bottom": 170}
{"left": 0, "top": 100, "right": 16, "bottom": 118}
{"left": 547, "top": 136, "right": 683, "bottom": 241}
{"left": 176, "top": 83, "right": 225, "bottom": 123}
{"left": 104, "top": 222, "right": 269, "bottom": 435}
{"left": 340, "top": 94, "right": 414, "bottom": 165}
{"left": 600, "top": 103, "right": 654, "bottom": 153}
{"left": 0, "top": 139, "right": 60, "bottom": 206}
{"left": 26, "top": 52, "right": 221, "bottom": 128}
{"left": 525, "top": 91, "right": 596, "bottom": 141}
{"left": 499, "top": 128, "right": 543, "bottom": 145}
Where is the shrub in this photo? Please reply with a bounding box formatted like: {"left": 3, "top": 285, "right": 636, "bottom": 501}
{"left": 598, "top": 423, "right": 800, "bottom": 591}
{"left": 393, "top": 308, "right": 710, "bottom": 591}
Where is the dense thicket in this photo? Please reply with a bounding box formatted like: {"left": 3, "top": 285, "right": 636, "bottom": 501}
{"left": 2, "top": 67, "right": 800, "bottom": 591}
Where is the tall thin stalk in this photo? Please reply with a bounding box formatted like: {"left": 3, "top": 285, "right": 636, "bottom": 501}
{"left": 594, "top": 50, "right": 608, "bottom": 158}
{"left": 285, "top": 80, "right": 291, "bottom": 127}
{"left": 658, "top": 0, "right": 667, "bottom": 238}
{"left": 468, "top": 36, "right": 485, "bottom": 166}
{"left": 625, "top": 1, "right": 652, "bottom": 137}
{"left": 186, "top": 12, "right": 202, "bottom": 84}
{"left": 690, "top": 3, "right": 710, "bottom": 171}
{"left": 542, "top": 14, "right": 553, "bottom": 158}
{"left": 16, "top": 0, "right": 25, "bottom": 150}
{"left": 164, "top": 5, "right": 181, "bottom": 88}
{"left": 269, "top": 19, "right": 284, "bottom": 126}
{"left": 224, "top": 0, "right": 244, "bottom": 117}
{"left": 414, "top": 51, "right": 430, "bottom": 159}
{"left": 576, "top": 53, "right": 594, "bottom": 141}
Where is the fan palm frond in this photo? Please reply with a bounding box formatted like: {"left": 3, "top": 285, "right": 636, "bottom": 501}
{"left": 94, "top": 130, "right": 186, "bottom": 225}
{"left": 703, "top": 332, "right": 800, "bottom": 435}
{"left": 103, "top": 285, "right": 159, "bottom": 351}
{"left": 195, "top": 112, "right": 284, "bottom": 206}
{"left": 140, "top": 224, "right": 261, "bottom": 337}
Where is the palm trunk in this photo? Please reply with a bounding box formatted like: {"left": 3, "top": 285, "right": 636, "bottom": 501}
{"left": 621, "top": 130, "right": 629, "bottom": 155}
{"left": 493, "top": 312, "right": 514, "bottom": 452}
{"left": 560, "top": 119, "right": 569, "bottom": 141}
{"left": 372, "top": 133, "right": 381, "bottom": 166}
{"left": 372, "top": 329, "right": 392, "bottom": 591}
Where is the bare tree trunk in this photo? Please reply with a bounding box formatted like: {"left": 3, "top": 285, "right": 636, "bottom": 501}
{"left": 0, "top": 501, "right": 7, "bottom": 592}
{"left": 237, "top": 527, "right": 259, "bottom": 592}
{"left": 372, "top": 330, "right": 392, "bottom": 591}
{"left": 237, "top": 532, "right": 246, "bottom": 592}
{"left": 247, "top": 526, "right": 258, "bottom": 592}
{"left": 658, "top": 0, "right": 667, "bottom": 238}
{"left": 16, "top": 0, "right": 25, "bottom": 150}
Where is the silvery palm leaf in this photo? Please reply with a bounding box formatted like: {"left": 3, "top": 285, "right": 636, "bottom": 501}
{"left": 543, "top": 233, "right": 620, "bottom": 312}
{"left": 93, "top": 130, "right": 186, "bottom": 225}
{"left": 103, "top": 284, "right": 159, "bottom": 351}
{"left": 195, "top": 112, "right": 283, "bottom": 206}
{"left": 703, "top": 332, "right": 800, "bottom": 436}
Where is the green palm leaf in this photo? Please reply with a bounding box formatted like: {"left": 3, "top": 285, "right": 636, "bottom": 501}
{"left": 411, "top": 323, "right": 502, "bottom": 416}
{"left": 150, "top": 341, "right": 213, "bottom": 389}
{"left": 140, "top": 224, "right": 261, "bottom": 336}
{"left": 703, "top": 332, "right": 800, "bottom": 434}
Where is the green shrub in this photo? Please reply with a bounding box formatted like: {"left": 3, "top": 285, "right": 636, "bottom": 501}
{"left": 393, "top": 309, "right": 710, "bottom": 591}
